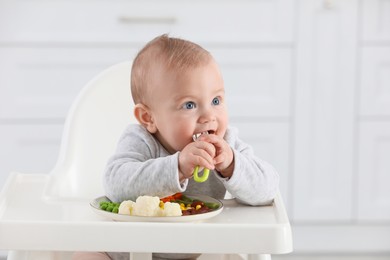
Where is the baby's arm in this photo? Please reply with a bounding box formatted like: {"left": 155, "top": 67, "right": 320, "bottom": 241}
{"left": 103, "top": 125, "right": 186, "bottom": 202}
{"left": 214, "top": 128, "right": 279, "bottom": 206}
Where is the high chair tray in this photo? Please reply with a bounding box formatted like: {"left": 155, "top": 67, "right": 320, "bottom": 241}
{"left": 0, "top": 173, "right": 292, "bottom": 255}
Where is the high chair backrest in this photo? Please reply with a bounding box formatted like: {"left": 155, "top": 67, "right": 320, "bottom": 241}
{"left": 44, "top": 61, "right": 136, "bottom": 201}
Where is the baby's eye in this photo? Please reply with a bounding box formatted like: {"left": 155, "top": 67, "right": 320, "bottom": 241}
{"left": 212, "top": 97, "right": 220, "bottom": 106}
{"left": 183, "top": 101, "right": 196, "bottom": 110}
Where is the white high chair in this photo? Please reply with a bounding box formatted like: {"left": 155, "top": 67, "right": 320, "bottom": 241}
{"left": 43, "top": 61, "right": 135, "bottom": 202}
{"left": 0, "top": 62, "right": 292, "bottom": 260}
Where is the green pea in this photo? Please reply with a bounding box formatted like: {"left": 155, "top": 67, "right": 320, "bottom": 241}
{"left": 99, "top": 200, "right": 121, "bottom": 213}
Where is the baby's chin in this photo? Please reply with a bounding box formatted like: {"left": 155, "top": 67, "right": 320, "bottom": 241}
{"left": 169, "top": 143, "right": 189, "bottom": 154}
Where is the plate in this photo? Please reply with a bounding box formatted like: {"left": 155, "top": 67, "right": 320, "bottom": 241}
{"left": 90, "top": 194, "right": 223, "bottom": 222}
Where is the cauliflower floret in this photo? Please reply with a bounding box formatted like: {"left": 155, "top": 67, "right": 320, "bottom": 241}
{"left": 132, "top": 196, "right": 161, "bottom": 216}
{"left": 118, "top": 196, "right": 183, "bottom": 217}
{"left": 162, "top": 202, "right": 182, "bottom": 217}
{"left": 118, "top": 200, "right": 135, "bottom": 215}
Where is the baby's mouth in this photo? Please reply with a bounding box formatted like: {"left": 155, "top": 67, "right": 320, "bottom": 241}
{"left": 193, "top": 130, "right": 215, "bottom": 141}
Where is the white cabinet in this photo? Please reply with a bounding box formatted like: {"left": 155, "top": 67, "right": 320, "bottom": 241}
{"left": 0, "top": 47, "right": 138, "bottom": 119}
{"left": 357, "top": 122, "right": 390, "bottom": 221}
{"left": 293, "top": 0, "right": 358, "bottom": 221}
{"left": 359, "top": 47, "right": 390, "bottom": 116}
{"left": 290, "top": 0, "right": 390, "bottom": 251}
{"left": 288, "top": 0, "right": 390, "bottom": 251}
{"left": 361, "top": 0, "right": 390, "bottom": 43}
{"left": 0, "top": 0, "right": 294, "bottom": 43}
{"left": 212, "top": 48, "right": 292, "bottom": 119}
{"left": 357, "top": 0, "right": 390, "bottom": 222}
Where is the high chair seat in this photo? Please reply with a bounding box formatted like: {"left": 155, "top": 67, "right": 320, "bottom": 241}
{"left": 43, "top": 61, "right": 135, "bottom": 202}
{"left": 0, "top": 61, "right": 293, "bottom": 260}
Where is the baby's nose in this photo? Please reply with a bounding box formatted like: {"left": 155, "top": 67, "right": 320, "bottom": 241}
{"left": 199, "top": 109, "right": 216, "bottom": 123}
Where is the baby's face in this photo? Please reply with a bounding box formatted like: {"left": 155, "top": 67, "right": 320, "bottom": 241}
{"left": 148, "top": 59, "right": 228, "bottom": 154}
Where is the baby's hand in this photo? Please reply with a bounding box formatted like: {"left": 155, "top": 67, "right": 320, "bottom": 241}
{"left": 198, "top": 134, "right": 234, "bottom": 178}
{"left": 178, "top": 141, "right": 216, "bottom": 181}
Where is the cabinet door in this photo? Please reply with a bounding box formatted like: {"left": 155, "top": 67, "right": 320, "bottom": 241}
{"left": 0, "top": 124, "right": 63, "bottom": 189}
{"left": 293, "top": 0, "right": 358, "bottom": 221}
{"left": 0, "top": 47, "right": 137, "bottom": 119}
{"left": 231, "top": 121, "right": 290, "bottom": 211}
{"left": 359, "top": 47, "right": 390, "bottom": 116}
{"left": 211, "top": 48, "right": 292, "bottom": 119}
{"left": 357, "top": 122, "right": 390, "bottom": 221}
{"left": 361, "top": 0, "right": 390, "bottom": 43}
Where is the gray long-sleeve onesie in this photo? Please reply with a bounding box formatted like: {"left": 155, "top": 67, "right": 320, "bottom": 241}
{"left": 103, "top": 124, "right": 279, "bottom": 259}
{"left": 103, "top": 124, "right": 279, "bottom": 206}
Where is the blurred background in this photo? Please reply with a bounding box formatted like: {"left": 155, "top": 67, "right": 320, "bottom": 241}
{"left": 0, "top": 0, "right": 390, "bottom": 259}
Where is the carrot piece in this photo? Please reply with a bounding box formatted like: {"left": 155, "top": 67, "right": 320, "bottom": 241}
{"left": 161, "top": 193, "right": 183, "bottom": 203}
{"left": 173, "top": 193, "right": 183, "bottom": 199}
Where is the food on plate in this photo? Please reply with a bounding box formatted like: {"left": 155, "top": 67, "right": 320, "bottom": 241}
{"left": 99, "top": 193, "right": 220, "bottom": 217}
{"left": 162, "top": 193, "right": 220, "bottom": 215}
{"left": 159, "top": 192, "right": 183, "bottom": 203}
{"left": 160, "top": 201, "right": 182, "bottom": 217}
{"left": 104, "top": 195, "right": 182, "bottom": 217}
{"left": 118, "top": 200, "right": 135, "bottom": 215}
{"left": 132, "top": 196, "right": 161, "bottom": 216}
{"left": 99, "top": 201, "right": 120, "bottom": 213}
{"left": 133, "top": 195, "right": 180, "bottom": 217}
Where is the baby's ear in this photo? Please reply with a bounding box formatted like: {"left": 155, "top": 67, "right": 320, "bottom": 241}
{"left": 134, "top": 104, "right": 157, "bottom": 133}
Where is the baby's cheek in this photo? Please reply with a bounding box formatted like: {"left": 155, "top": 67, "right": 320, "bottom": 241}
{"left": 175, "top": 129, "right": 195, "bottom": 150}
{"left": 175, "top": 137, "right": 192, "bottom": 152}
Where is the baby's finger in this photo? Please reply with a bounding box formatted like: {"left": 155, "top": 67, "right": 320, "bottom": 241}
{"left": 213, "top": 153, "right": 226, "bottom": 165}
{"left": 199, "top": 134, "right": 224, "bottom": 149}
{"left": 194, "top": 155, "right": 215, "bottom": 170}
{"left": 194, "top": 141, "right": 216, "bottom": 157}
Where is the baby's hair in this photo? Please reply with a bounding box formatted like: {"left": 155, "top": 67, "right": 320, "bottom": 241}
{"left": 131, "top": 34, "right": 212, "bottom": 105}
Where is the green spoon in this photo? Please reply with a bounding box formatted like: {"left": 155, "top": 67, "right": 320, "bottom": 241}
{"left": 193, "top": 166, "right": 210, "bottom": 182}
{"left": 193, "top": 132, "right": 210, "bottom": 183}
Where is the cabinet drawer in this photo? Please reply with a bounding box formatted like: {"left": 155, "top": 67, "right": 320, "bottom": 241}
{"left": 0, "top": 47, "right": 292, "bottom": 119}
{"left": 359, "top": 47, "right": 390, "bottom": 116}
{"left": 0, "top": 47, "right": 137, "bottom": 119}
{"left": 361, "top": 0, "right": 390, "bottom": 43}
{"left": 0, "top": 124, "right": 62, "bottom": 190}
{"left": 0, "top": 0, "right": 294, "bottom": 44}
{"left": 357, "top": 121, "right": 390, "bottom": 221}
{"left": 211, "top": 48, "right": 292, "bottom": 118}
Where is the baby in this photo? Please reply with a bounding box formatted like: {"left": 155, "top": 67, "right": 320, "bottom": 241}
{"left": 74, "top": 34, "right": 279, "bottom": 260}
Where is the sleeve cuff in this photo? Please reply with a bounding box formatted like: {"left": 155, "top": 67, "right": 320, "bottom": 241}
{"left": 220, "top": 149, "right": 244, "bottom": 187}
{"left": 171, "top": 152, "right": 188, "bottom": 191}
